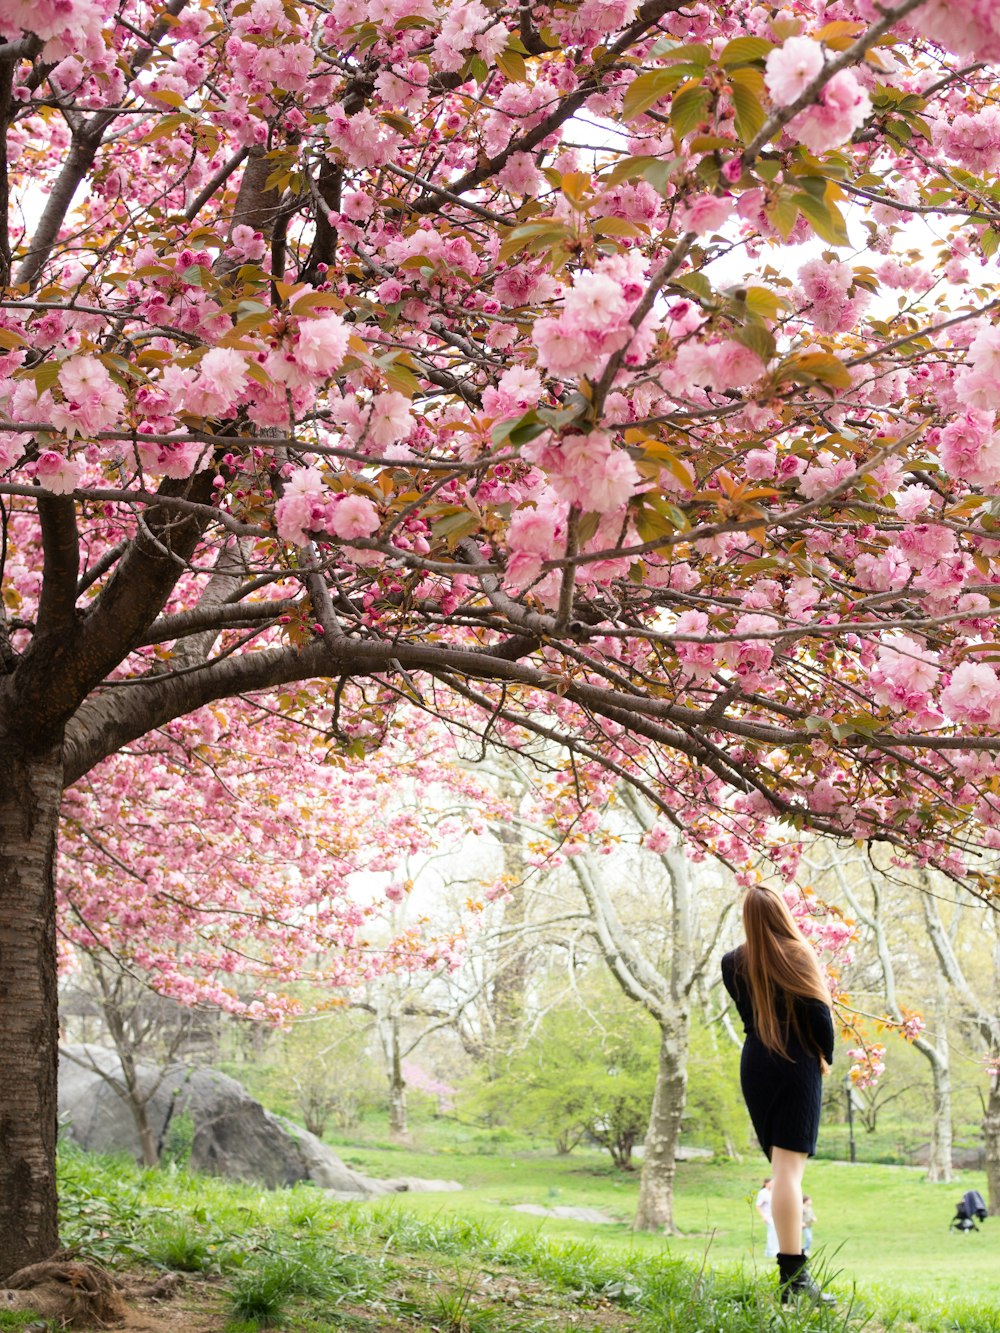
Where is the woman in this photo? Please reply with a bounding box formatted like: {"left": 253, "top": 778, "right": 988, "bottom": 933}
{"left": 722, "top": 886, "right": 835, "bottom": 1304}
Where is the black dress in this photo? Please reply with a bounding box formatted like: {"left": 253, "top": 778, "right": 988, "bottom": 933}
{"left": 721, "top": 947, "right": 835, "bottom": 1159}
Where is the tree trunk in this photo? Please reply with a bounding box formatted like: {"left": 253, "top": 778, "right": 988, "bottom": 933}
{"left": 387, "top": 1013, "right": 407, "bottom": 1139}
{"left": 983, "top": 1074, "right": 1000, "bottom": 1215}
{"left": 633, "top": 1015, "right": 690, "bottom": 1233}
{"left": 490, "top": 816, "right": 529, "bottom": 1060}
{"left": 0, "top": 743, "right": 62, "bottom": 1275}
{"left": 130, "top": 1099, "right": 160, "bottom": 1169}
{"left": 925, "top": 1055, "right": 953, "bottom": 1183}
{"left": 922, "top": 1012, "right": 953, "bottom": 1183}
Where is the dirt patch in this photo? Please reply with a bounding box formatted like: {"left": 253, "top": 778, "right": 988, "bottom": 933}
{"left": 0, "top": 1261, "right": 228, "bottom": 1333}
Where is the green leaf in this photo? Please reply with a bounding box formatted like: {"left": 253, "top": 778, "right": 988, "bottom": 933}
{"left": 593, "top": 216, "right": 643, "bottom": 239}
{"left": 622, "top": 66, "right": 699, "bottom": 120}
{"left": 784, "top": 351, "right": 853, "bottom": 390}
{"left": 492, "top": 410, "right": 540, "bottom": 446}
{"left": 383, "top": 361, "right": 420, "bottom": 396}
{"left": 730, "top": 79, "right": 766, "bottom": 143}
{"left": 670, "top": 86, "right": 711, "bottom": 138}
{"left": 432, "top": 510, "right": 480, "bottom": 544}
{"left": 29, "top": 360, "right": 62, "bottom": 394}
{"left": 719, "top": 36, "right": 773, "bottom": 67}
{"left": 745, "top": 286, "right": 788, "bottom": 319}
{"left": 496, "top": 48, "right": 528, "bottom": 82}
{"left": 508, "top": 418, "right": 549, "bottom": 447}
{"left": 766, "top": 192, "right": 799, "bottom": 240}
{"left": 732, "top": 323, "right": 776, "bottom": 364}
{"left": 792, "top": 191, "right": 850, "bottom": 246}
{"left": 674, "top": 271, "right": 714, "bottom": 303}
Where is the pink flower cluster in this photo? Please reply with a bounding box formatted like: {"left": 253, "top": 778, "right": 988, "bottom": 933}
{"left": 275, "top": 467, "right": 381, "bottom": 546}
{"left": 936, "top": 410, "right": 1000, "bottom": 488}
{"left": 848, "top": 1043, "right": 886, "bottom": 1089}
{"left": 53, "top": 355, "right": 125, "bottom": 438}
{"left": 869, "top": 636, "right": 940, "bottom": 714}
{"left": 940, "top": 661, "right": 1000, "bottom": 727}
{"left": 798, "top": 259, "right": 869, "bottom": 334}
{"left": 788, "top": 70, "right": 870, "bottom": 153}
{"left": 668, "top": 340, "right": 765, "bottom": 395}
{"left": 534, "top": 256, "right": 651, "bottom": 380}
{"left": 955, "top": 325, "right": 1000, "bottom": 411}
{"left": 523, "top": 431, "right": 639, "bottom": 514}
{"left": 934, "top": 106, "right": 1000, "bottom": 174}
{"left": 917, "top": 0, "right": 1000, "bottom": 61}
{"left": 765, "top": 36, "right": 823, "bottom": 107}
{"left": 0, "top": 0, "right": 114, "bottom": 60}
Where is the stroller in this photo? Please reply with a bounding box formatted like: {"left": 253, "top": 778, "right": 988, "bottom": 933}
{"left": 950, "top": 1189, "right": 988, "bottom": 1232}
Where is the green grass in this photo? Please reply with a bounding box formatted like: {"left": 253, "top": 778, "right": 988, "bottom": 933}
{"left": 324, "top": 1129, "right": 1000, "bottom": 1326}
{"left": 52, "top": 1140, "right": 1000, "bottom": 1332}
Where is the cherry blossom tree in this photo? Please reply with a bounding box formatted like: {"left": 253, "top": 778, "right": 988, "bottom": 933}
{"left": 3, "top": 0, "right": 1000, "bottom": 1275}
{"left": 57, "top": 698, "right": 482, "bottom": 1160}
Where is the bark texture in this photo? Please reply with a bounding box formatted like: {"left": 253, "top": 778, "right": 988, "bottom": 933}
{"left": 633, "top": 1016, "right": 690, "bottom": 1233}
{"left": 984, "top": 1078, "right": 1000, "bottom": 1216}
{"left": 0, "top": 743, "right": 62, "bottom": 1276}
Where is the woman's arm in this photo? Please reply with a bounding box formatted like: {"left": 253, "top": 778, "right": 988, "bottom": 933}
{"left": 806, "top": 999, "right": 836, "bottom": 1066}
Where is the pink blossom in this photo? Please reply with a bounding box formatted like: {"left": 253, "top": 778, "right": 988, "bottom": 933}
{"left": 798, "top": 258, "right": 868, "bottom": 334}
{"left": 505, "top": 502, "right": 564, "bottom": 589}
{"left": 676, "top": 193, "right": 734, "bottom": 235}
{"left": 789, "top": 70, "right": 871, "bottom": 153}
{"left": 918, "top": 0, "right": 1000, "bottom": 61}
{"left": 719, "top": 614, "right": 776, "bottom": 689}
{"left": 854, "top": 547, "right": 912, "bottom": 593}
{"left": 292, "top": 313, "right": 351, "bottom": 377}
{"left": 940, "top": 661, "right": 1000, "bottom": 727}
{"left": 869, "top": 635, "right": 940, "bottom": 713}
{"left": 673, "top": 609, "right": 716, "bottom": 680}
{"left": 33, "top": 450, "right": 82, "bottom": 494}
{"left": 745, "top": 446, "right": 778, "bottom": 478}
{"left": 797, "top": 451, "right": 855, "bottom": 501}
{"left": 765, "top": 36, "right": 823, "bottom": 108}
{"left": 188, "top": 348, "right": 248, "bottom": 415}
{"left": 671, "top": 340, "right": 764, "bottom": 394}
{"left": 367, "top": 391, "right": 414, "bottom": 451}
{"left": 52, "top": 355, "right": 125, "bottom": 437}
{"left": 226, "top": 225, "right": 267, "bottom": 261}
{"left": 525, "top": 431, "right": 639, "bottom": 514}
{"left": 955, "top": 325, "right": 1000, "bottom": 411}
{"left": 563, "top": 271, "right": 629, "bottom": 330}
{"left": 329, "top": 493, "right": 380, "bottom": 541}
{"left": 937, "top": 409, "right": 1000, "bottom": 487}
{"left": 275, "top": 466, "right": 327, "bottom": 545}
{"left": 482, "top": 366, "right": 543, "bottom": 419}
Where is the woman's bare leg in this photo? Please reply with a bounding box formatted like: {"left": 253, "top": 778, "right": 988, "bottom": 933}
{"left": 770, "top": 1147, "right": 807, "bottom": 1254}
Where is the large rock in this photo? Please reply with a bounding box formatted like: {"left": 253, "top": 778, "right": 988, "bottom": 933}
{"left": 58, "top": 1045, "right": 397, "bottom": 1196}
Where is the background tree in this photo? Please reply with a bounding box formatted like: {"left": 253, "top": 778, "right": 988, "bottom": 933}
{"left": 60, "top": 952, "right": 213, "bottom": 1167}
{"left": 831, "top": 862, "right": 957, "bottom": 1181}
{"left": 468, "top": 986, "right": 658, "bottom": 1168}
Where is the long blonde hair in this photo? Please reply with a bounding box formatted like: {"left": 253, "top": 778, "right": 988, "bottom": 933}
{"left": 741, "top": 886, "right": 832, "bottom": 1063}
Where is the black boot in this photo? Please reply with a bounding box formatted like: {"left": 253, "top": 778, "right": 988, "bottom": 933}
{"left": 776, "top": 1252, "right": 835, "bottom": 1306}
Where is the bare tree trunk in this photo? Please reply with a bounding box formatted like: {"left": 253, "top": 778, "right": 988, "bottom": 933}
{"left": 924, "top": 996, "right": 953, "bottom": 1183}
{"left": 490, "top": 808, "right": 529, "bottom": 1059}
{"left": 634, "top": 1015, "right": 689, "bottom": 1232}
{"left": 386, "top": 1012, "right": 407, "bottom": 1139}
{"left": 983, "top": 1075, "right": 1000, "bottom": 1215}
{"left": 0, "top": 744, "right": 62, "bottom": 1275}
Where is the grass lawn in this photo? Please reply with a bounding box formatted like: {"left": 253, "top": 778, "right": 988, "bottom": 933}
{"left": 329, "top": 1131, "right": 1000, "bottom": 1327}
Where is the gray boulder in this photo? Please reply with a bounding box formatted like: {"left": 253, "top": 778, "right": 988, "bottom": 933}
{"left": 58, "top": 1045, "right": 389, "bottom": 1195}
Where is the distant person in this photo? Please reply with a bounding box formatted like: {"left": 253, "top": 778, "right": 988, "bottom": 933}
{"left": 802, "top": 1195, "right": 815, "bottom": 1254}
{"left": 755, "top": 1177, "right": 778, "bottom": 1258}
{"left": 722, "top": 886, "right": 836, "bottom": 1305}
